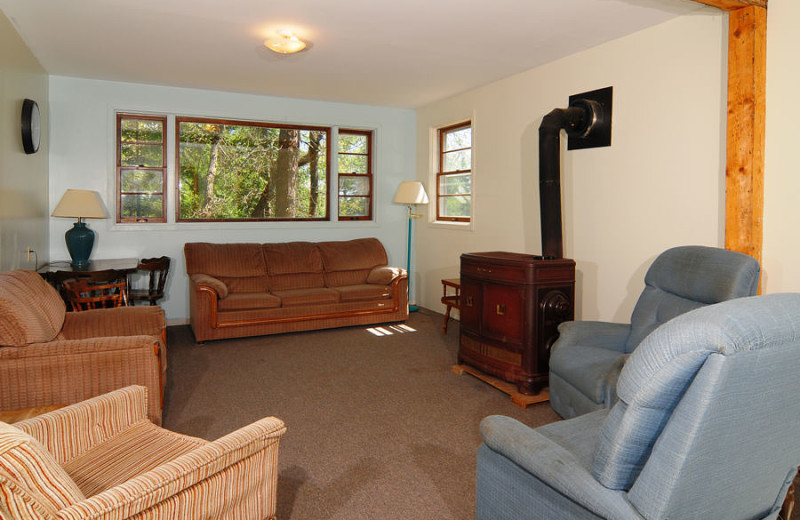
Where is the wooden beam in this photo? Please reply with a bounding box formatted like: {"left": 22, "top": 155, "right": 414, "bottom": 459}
{"left": 691, "top": 0, "right": 766, "bottom": 10}
{"left": 724, "top": 6, "right": 767, "bottom": 265}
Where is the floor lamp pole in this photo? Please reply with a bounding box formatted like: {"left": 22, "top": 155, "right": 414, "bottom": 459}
{"left": 406, "top": 204, "right": 419, "bottom": 312}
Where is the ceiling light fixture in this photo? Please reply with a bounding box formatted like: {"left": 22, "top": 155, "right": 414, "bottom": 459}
{"left": 264, "top": 31, "right": 306, "bottom": 55}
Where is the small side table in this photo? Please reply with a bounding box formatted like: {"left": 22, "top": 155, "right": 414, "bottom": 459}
{"left": 441, "top": 278, "right": 461, "bottom": 334}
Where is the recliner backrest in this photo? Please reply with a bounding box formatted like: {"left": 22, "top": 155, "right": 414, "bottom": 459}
{"left": 594, "top": 293, "right": 800, "bottom": 519}
{"left": 625, "top": 245, "right": 760, "bottom": 352}
{"left": 0, "top": 270, "right": 66, "bottom": 346}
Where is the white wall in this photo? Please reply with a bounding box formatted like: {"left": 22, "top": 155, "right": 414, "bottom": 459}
{"left": 48, "top": 77, "right": 416, "bottom": 323}
{"left": 762, "top": 0, "right": 800, "bottom": 294}
{"left": 0, "top": 11, "right": 49, "bottom": 271}
{"left": 415, "top": 10, "right": 727, "bottom": 322}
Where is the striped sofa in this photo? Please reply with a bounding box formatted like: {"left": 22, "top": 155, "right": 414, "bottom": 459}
{"left": 185, "top": 238, "right": 409, "bottom": 342}
{"left": 0, "top": 386, "right": 286, "bottom": 519}
{"left": 0, "top": 270, "right": 166, "bottom": 424}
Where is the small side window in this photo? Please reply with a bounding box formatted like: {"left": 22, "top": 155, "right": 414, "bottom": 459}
{"left": 338, "top": 129, "right": 373, "bottom": 220}
{"left": 437, "top": 121, "right": 472, "bottom": 222}
{"left": 116, "top": 113, "right": 167, "bottom": 223}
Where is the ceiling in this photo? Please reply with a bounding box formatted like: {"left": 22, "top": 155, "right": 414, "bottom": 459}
{"left": 0, "top": 0, "right": 706, "bottom": 109}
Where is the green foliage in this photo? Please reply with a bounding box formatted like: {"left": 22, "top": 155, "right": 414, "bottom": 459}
{"left": 178, "top": 121, "right": 328, "bottom": 220}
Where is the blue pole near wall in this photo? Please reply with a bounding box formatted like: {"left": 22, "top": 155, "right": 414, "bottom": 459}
{"left": 406, "top": 205, "right": 418, "bottom": 312}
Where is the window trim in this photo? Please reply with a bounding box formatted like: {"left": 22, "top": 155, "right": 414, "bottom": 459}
{"left": 436, "top": 120, "right": 472, "bottom": 223}
{"left": 116, "top": 113, "right": 168, "bottom": 224}
{"left": 337, "top": 128, "right": 373, "bottom": 221}
{"left": 174, "top": 116, "right": 331, "bottom": 223}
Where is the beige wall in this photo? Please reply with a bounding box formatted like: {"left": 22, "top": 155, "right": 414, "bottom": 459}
{"left": 0, "top": 11, "right": 48, "bottom": 271}
{"left": 763, "top": 0, "right": 800, "bottom": 294}
{"left": 416, "top": 10, "right": 727, "bottom": 322}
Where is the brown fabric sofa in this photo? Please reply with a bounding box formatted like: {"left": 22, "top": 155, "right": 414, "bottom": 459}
{"left": 185, "top": 238, "right": 409, "bottom": 342}
{"left": 0, "top": 270, "right": 166, "bottom": 424}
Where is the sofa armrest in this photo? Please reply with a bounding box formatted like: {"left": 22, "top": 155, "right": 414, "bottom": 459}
{"left": 367, "top": 266, "right": 406, "bottom": 285}
{"left": 61, "top": 306, "right": 165, "bottom": 340}
{"left": 190, "top": 274, "right": 228, "bottom": 298}
{"left": 14, "top": 386, "right": 149, "bottom": 465}
{"left": 56, "top": 416, "right": 287, "bottom": 520}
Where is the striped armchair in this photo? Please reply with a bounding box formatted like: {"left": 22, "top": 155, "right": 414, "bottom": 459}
{"left": 0, "top": 270, "right": 166, "bottom": 424}
{"left": 1, "top": 386, "right": 287, "bottom": 519}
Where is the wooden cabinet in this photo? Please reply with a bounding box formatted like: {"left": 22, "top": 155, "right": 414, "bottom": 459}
{"left": 458, "top": 252, "right": 575, "bottom": 394}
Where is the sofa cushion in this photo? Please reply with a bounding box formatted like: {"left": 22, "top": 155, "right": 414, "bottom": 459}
{"left": 0, "top": 270, "right": 66, "bottom": 346}
{"left": 0, "top": 421, "right": 85, "bottom": 513}
{"left": 317, "top": 238, "right": 388, "bottom": 287}
{"left": 218, "top": 292, "right": 281, "bottom": 311}
{"left": 334, "top": 284, "right": 393, "bottom": 303}
{"left": 184, "top": 243, "right": 268, "bottom": 293}
{"left": 262, "top": 242, "right": 325, "bottom": 291}
{"left": 271, "top": 288, "right": 339, "bottom": 307}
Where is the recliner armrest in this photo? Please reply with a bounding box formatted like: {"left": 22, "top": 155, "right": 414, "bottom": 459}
{"left": 554, "top": 321, "right": 632, "bottom": 353}
{"left": 479, "top": 415, "right": 642, "bottom": 520}
{"left": 61, "top": 306, "right": 165, "bottom": 340}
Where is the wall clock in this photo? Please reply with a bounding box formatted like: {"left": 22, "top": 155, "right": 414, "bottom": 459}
{"left": 21, "top": 98, "right": 40, "bottom": 154}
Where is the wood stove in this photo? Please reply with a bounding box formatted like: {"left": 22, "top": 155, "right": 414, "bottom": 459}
{"left": 457, "top": 87, "right": 612, "bottom": 394}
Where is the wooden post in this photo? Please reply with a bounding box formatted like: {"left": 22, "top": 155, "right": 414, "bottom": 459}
{"left": 724, "top": 6, "right": 767, "bottom": 266}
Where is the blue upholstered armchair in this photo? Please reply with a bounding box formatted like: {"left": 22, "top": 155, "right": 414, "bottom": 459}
{"left": 477, "top": 293, "right": 800, "bottom": 520}
{"left": 549, "top": 245, "right": 760, "bottom": 419}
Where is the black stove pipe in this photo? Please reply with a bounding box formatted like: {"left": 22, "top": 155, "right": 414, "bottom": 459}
{"left": 538, "top": 99, "right": 599, "bottom": 259}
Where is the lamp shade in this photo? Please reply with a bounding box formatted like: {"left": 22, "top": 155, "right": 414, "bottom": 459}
{"left": 394, "top": 181, "right": 429, "bottom": 205}
{"left": 51, "top": 189, "right": 108, "bottom": 219}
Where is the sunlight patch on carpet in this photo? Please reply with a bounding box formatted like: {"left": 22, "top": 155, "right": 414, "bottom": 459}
{"left": 366, "top": 324, "right": 417, "bottom": 336}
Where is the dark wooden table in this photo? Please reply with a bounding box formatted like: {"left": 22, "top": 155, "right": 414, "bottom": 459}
{"left": 38, "top": 258, "right": 139, "bottom": 300}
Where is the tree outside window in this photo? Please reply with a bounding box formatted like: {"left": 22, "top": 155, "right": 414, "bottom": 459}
{"left": 176, "top": 118, "right": 329, "bottom": 221}
{"left": 338, "top": 129, "right": 373, "bottom": 220}
{"left": 437, "top": 121, "right": 472, "bottom": 222}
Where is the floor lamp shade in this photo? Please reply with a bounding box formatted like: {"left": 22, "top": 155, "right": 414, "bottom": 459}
{"left": 394, "top": 181, "right": 429, "bottom": 312}
{"left": 51, "top": 189, "right": 108, "bottom": 267}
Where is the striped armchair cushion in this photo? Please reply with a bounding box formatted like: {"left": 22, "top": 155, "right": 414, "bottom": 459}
{"left": 0, "top": 270, "right": 66, "bottom": 346}
{"left": 0, "top": 421, "right": 85, "bottom": 515}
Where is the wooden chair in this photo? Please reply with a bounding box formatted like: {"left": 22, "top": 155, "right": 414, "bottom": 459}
{"left": 130, "top": 256, "right": 170, "bottom": 306}
{"left": 63, "top": 270, "right": 129, "bottom": 311}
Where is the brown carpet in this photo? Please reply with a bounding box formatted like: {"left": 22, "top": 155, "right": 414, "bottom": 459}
{"left": 162, "top": 308, "right": 561, "bottom": 520}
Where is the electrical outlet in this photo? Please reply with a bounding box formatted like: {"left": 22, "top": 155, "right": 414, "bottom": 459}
{"left": 26, "top": 248, "right": 34, "bottom": 262}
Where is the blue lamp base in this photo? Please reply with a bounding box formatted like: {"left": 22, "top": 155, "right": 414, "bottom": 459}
{"left": 65, "top": 221, "right": 95, "bottom": 268}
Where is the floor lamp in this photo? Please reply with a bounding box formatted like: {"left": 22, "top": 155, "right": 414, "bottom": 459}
{"left": 394, "top": 181, "right": 429, "bottom": 312}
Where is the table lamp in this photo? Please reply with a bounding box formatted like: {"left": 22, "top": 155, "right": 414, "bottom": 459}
{"left": 51, "top": 189, "right": 108, "bottom": 267}
{"left": 394, "top": 181, "right": 429, "bottom": 312}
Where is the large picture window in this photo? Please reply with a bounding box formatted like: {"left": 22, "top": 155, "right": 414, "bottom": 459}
{"left": 437, "top": 121, "right": 472, "bottom": 222}
{"left": 117, "top": 113, "right": 167, "bottom": 223}
{"left": 176, "top": 117, "right": 330, "bottom": 221}
{"left": 337, "top": 129, "right": 373, "bottom": 220}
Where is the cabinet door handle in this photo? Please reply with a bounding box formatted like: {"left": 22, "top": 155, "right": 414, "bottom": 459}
{"left": 464, "top": 296, "right": 474, "bottom": 307}
{"left": 496, "top": 304, "right": 505, "bottom": 316}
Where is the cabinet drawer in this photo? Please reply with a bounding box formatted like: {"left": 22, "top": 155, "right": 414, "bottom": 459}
{"left": 461, "top": 261, "right": 527, "bottom": 284}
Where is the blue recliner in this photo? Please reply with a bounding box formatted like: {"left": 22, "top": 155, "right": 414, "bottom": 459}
{"left": 477, "top": 293, "right": 800, "bottom": 520}
{"left": 549, "top": 245, "right": 760, "bottom": 419}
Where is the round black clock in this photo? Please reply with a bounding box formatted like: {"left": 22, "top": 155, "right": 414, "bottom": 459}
{"left": 21, "top": 98, "right": 40, "bottom": 154}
